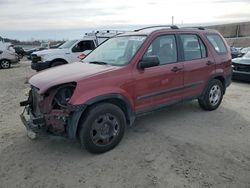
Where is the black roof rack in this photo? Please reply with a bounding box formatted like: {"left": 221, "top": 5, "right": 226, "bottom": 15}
{"left": 134, "top": 25, "right": 179, "bottom": 32}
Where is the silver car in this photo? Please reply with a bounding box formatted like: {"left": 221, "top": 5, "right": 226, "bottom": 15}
{"left": 0, "top": 49, "right": 19, "bottom": 69}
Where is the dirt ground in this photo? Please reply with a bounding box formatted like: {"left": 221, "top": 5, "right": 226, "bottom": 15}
{"left": 0, "top": 60, "right": 250, "bottom": 188}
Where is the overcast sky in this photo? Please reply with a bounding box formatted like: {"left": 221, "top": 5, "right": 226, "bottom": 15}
{"left": 0, "top": 0, "right": 250, "bottom": 40}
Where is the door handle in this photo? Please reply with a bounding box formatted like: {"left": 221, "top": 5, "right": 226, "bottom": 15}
{"left": 206, "top": 60, "right": 215, "bottom": 65}
{"left": 171, "top": 66, "right": 183, "bottom": 72}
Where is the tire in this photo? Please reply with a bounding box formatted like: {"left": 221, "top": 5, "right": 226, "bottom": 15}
{"left": 51, "top": 61, "right": 65, "bottom": 67}
{"left": 198, "top": 79, "right": 224, "bottom": 111}
{"left": 78, "top": 103, "right": 126, "bottom": 154}
{"left": 0, "top": 60, "right": 11, "bottom": 69}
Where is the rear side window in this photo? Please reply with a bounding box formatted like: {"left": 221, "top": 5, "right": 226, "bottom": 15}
{"left": 180, "top": 34, "right": 207, "bottom": 61}
{"left": 205, "top": 33, "right": 227, "bottom": 54}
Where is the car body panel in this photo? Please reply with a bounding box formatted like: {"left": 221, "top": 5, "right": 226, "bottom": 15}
{"left": 0, "top": 50, "right": 19, "bottom": 64}
{"left": 29, "top": 62, "right": 120, "bottom": 94}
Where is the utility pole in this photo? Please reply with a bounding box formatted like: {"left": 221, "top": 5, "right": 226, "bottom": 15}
{"left": 172, "top": 16, "right": 174, "bottom": 25}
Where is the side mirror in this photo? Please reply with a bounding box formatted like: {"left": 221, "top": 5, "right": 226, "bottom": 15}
{"left": 0, "top": 51, "right": 2, "bottom": 54}
{"left": 138, "top": 56, "right": 160, "bottom": 69}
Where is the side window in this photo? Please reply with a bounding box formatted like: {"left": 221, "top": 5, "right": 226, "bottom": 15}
{"left": 144, "top": 35, "right": 177, "bottom": 65}
{"left": 72, "top": 40, "right": 95, "bottom": 52}
{"left": 180, "top": 34, "right": 207, "bottom": 61}
{"left": 205, "top": 33, "right": 227, "bottom": 54}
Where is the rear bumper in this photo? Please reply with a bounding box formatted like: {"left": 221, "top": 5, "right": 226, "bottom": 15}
{"left": 31, "top": 61, "right": 50, "bottom": 71}
{"left": 10, "top": 57, "right": 20, "bottom": 64}
{"left": 232, "top": 70, "right": 250, "bottom": 82}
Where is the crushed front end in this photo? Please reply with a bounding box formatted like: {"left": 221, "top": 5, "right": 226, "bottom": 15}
{"left": 20, "top": 83, "right": 84, "bottom": 139}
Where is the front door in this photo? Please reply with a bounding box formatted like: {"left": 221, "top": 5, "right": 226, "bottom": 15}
{"left": 133, "top": 34, "right": 184, "bottom": 113}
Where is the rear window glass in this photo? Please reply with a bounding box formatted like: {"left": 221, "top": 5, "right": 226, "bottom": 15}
{"left": 206, "top": 33, "right": 227, "bottom": 54}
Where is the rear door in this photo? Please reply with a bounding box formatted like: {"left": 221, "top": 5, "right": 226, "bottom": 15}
{"left": 133, "top": 34, "right": 184, "bottom": 112}
{"left": 179, "top": 34, "right": 216, "bottom": 99}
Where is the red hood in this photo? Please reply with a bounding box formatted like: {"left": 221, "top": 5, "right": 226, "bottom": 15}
{"left": 29, "top": 62, "right": 119, "bottom": 94}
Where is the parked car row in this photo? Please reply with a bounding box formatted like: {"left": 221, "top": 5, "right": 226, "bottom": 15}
{"left": 20, "top": 26, "right": 233, "bottom": 153}
{"left": 30, "top": 30, "right": 125, "bottom": 71}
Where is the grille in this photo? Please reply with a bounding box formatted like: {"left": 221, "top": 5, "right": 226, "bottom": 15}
{"left": 31, "top": 54, "right": 41, "bottom": 63}
{"left": 233, "top": 63, "right": 250, "bottom": 72}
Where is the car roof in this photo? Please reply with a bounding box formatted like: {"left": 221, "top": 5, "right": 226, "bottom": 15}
{"left": 118, "top": 26, "right": 217, "bottom": 36}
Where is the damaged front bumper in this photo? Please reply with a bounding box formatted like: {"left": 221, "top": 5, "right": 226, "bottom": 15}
{"left": 20, "top": 106, "right": 45, "bottom": 139}
{"left": 20, "top": 98, "right": 86, "bottom": 139}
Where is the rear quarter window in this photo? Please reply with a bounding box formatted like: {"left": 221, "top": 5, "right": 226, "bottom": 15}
{"left": 205, "top": 33, "right": 227, "bottom": 54}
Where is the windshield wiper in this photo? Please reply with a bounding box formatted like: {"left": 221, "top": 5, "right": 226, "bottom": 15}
{"left": 89, "top": 61, "right": 108, "bottom": 65}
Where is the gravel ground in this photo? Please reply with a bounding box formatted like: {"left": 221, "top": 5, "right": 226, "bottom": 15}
{"left": 0, "top": 60, "right": 250, "bottom": 188}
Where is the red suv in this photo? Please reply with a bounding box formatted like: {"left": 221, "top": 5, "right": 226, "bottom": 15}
{"left": 20, "top": 26, "right": 232, "bottom": 153}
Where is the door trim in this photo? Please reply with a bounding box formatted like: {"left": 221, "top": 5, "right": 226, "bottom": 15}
{"left": 136, "top": 80, "right": 204, "bottom": 101}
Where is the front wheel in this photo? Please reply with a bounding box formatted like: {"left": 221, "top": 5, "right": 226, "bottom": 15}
{"left": 78, "top": 103, "right": 126, "bottom": 153}
{"left": 0, "top": 60, "right": 11, "bottom": 69}
{"left": 198, "top": 79, "right": 224, "bottom": 111}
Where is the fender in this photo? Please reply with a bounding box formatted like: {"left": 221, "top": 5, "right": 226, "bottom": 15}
{"left": 200, "top": 73, "right": 227, "bottom": 98}
{"left": 67, "top": 93, "right": 135, "bottom": 139}
{"left": 50, "top": 58, "right": 68, "bottom": 65}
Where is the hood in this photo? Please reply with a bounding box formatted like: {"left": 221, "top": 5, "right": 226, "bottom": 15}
{"left": 29, "top": 62, "right": 119, "bottom": 94}
{"left": 232, "top": 57, "right": 250, "bottom": 65}
{"left": 33, "top": 48, "right": 69, "bottom": 56}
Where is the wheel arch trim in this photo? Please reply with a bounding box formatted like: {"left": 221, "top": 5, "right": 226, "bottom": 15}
{"left": 67, "top": 93, "right": 135, "bottom": 139}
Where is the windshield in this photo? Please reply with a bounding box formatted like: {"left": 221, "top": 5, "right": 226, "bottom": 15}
{"left": 59, "top": 40, "right": 77, "bottom": 49}
{"left": 83, "top": 36, "right": 146, "bottom": 66}
{"left": 243, "top": 51, "right": 250, "bottom": 58}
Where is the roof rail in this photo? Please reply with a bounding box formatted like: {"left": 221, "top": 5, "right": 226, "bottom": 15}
{"left": 134, "top": 25, "right": 179, "bottom": 32}
{"left": 182, "top": 26, "right": 206, "bottom": 30}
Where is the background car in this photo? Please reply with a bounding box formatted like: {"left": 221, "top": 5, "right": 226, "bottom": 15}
{"left": 241, "top": 47, "right": 250, "bottom": 55}
{"left": 0, "top": 49, "right": 19, "bottom": 69}
{"left": 25, "top": 46, "right": 47, "bottom": 60}
{"left": 232, "top": 51, "right": 250, "bottom": 81}
{"left": 13, "top": 46, "right": 26, "bottom": 59}
{"left": 230, "top": 46, "right": 243, "bottom": 58}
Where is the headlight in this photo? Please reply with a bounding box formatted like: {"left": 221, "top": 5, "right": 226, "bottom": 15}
{"left": 40, "top": 55, "right": 47, "bottom": 61}
{"left": 51, "top": 84, "right": 76, "bottom": 109}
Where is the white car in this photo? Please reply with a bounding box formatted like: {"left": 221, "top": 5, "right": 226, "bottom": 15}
{"left": 0, "top": 49, "right": 19, "bottom": 69}
{"left": 31, "top": 30, "right": 124, "bottom": 71}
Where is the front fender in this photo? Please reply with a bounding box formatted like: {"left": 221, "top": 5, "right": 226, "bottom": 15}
{"left": 69, "top": 86, "right": 134, "bottom": 108}
{"left": 67, "top": 89, "right": 135, "bottom": 139}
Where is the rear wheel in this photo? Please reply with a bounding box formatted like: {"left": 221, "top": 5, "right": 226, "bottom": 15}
{"left": 0, "top": 60, "right": 11, "bottom": 69}
{"left": 198, "top": 79, "right": 223, "bottom": 111}
{"left": 78, "top": 103, "right": 126, "bottom": 153}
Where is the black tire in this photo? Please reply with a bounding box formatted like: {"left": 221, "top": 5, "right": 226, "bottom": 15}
{"left": 78, "top": 103, "right": 126, "bottom": 154}
{"left": 51, "top": 61, "right": 65, "bottom": 67}
{"left": 0, "top": 60, "right": 11, "bottom": 69}
{"left": 198, "top": 79, "right": 224, "bottom": 111}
